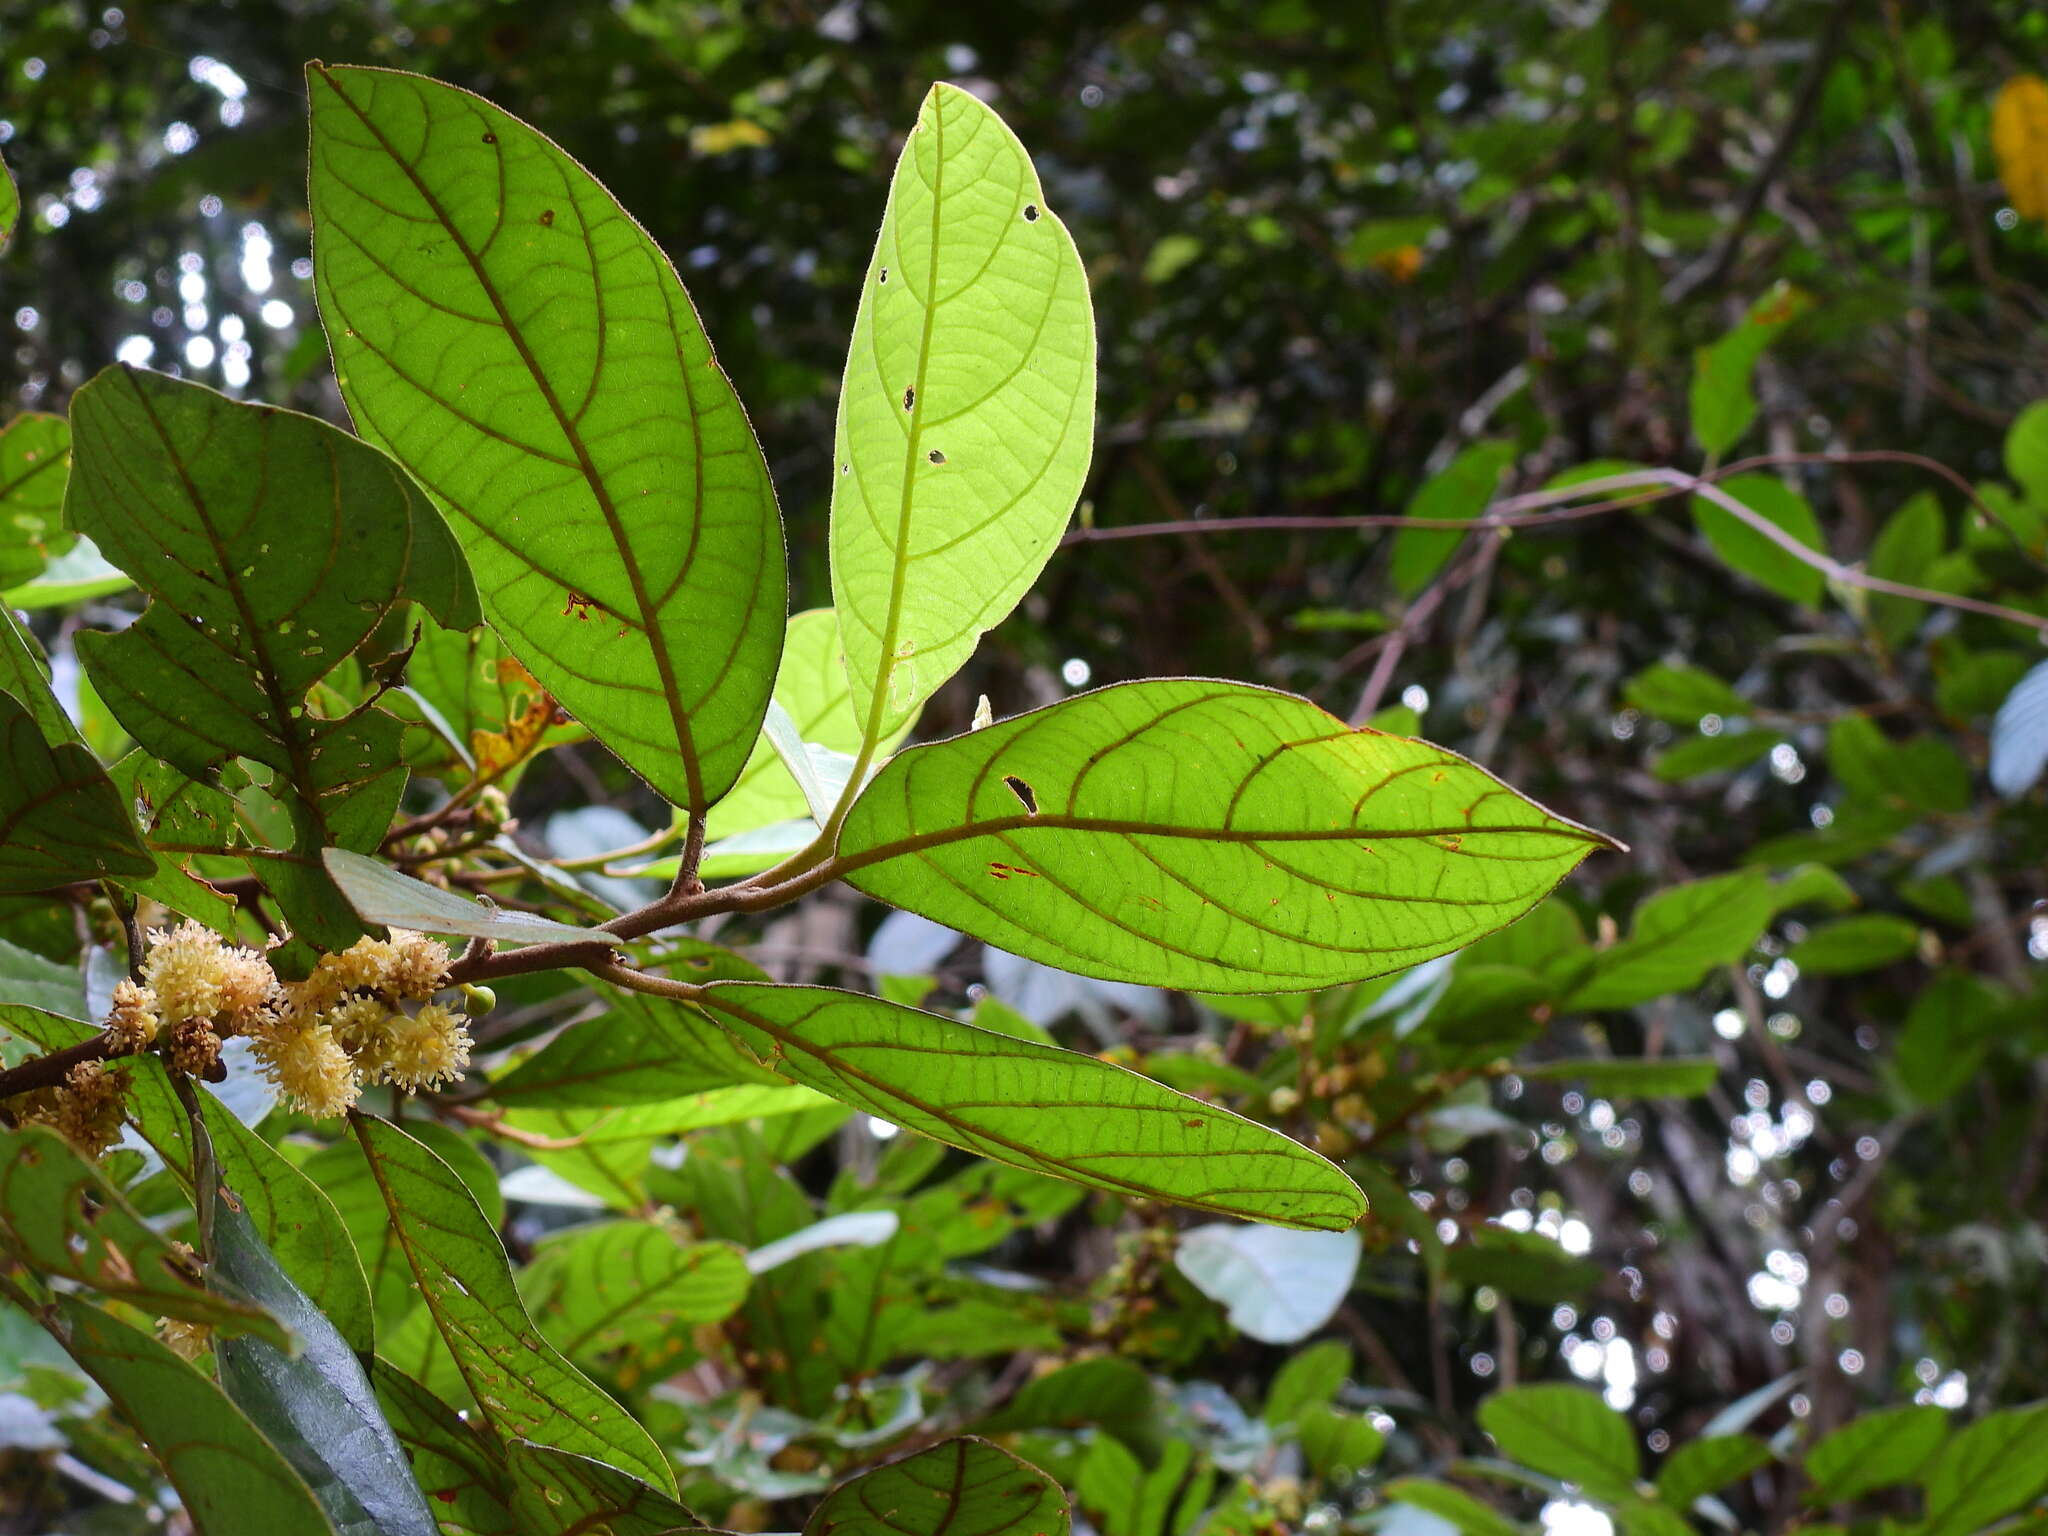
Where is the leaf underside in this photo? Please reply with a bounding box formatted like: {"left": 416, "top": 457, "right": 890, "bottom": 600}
{"left": 804, "top": 1436, "right": 1071, "bottom": 1536}
{"left": 308, "top": 62, "right": 785, "bottom": 814}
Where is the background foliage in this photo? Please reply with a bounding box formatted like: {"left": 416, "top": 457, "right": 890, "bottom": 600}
{"left": 3, "top": 1, "right": 2048, "bottom": 1533}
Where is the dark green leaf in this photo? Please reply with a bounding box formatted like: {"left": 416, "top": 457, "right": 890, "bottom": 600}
{"left": 803, "top": 1437, "right": 1069, "bottom": 1536}
{"left": 837, "top": 680, "right": 1614, "bottom": 992}
{"left": 506, "top": 1441, "right": 705, "bottom": 1536}
{"left": 64, "top": 364, "right": 476, "bottom": 950}
{"left": 518, "top": 1221, "right": 749, "bottom": 1361}
{"left": 1297, "top": 1406, "right": 1386, "bottom": 1481}
{"left": 369, "top": 1359, "right": 516, "bottom": 1536}
{"left": 1623, "top": 663, "right": 1747, "bottom": 725}
{"left": 1651, "top": 729, "right": 1779, "bottom": 783}
{"left": 1391, "top": 441, "right": 1516, "bottom": 598}
{"left": 1920, "top": 1404, "right": 2048, "bottom": 1536}
{"left": 209, "top": 1198, "right": 440, "bottom": 1536}
{"left": 1787, "top": 914, "right": 1919, "bottom": 975}
{"left": 1655, "top": 1434, "right": 1771, "bottom": 1509}
{"left": 1263, "top": 1339, "right": 1351, "bottom": 1426}
{"left": 1519, "top": 1057, "right": 1720, "bottom": 1098}
{"left": 308, "top": 63, "right": 783, "bottom": 816}
{"left": 976, "top": 1357, "right": 1158, "bottom": 1445}
{"left": 1570, "top": 872, "right": 1772, "bottom": 1011}
{"left": 1692, "top": 473, "right": 1825, "bottom": 607}
{"left": 0, "top": 687, "right": 153, "bottom": 893}
{"left": 699, "top": 981, "right": 1367, "bottom": 1230}
{"left": 1894, "top": 970, "right": 2006, "bottom": 1107}
{"left": 0, "top": 413, "right": 72, "bottom": 590}
{"left": 1868, "top": 493, "right": 1946, "bottom": 646}
{"left": 1802, "top": 1403, "right": 1948, "bottom": 1503}
{"left": 45, "top": 1295, "right": 336, "bottom": 1535}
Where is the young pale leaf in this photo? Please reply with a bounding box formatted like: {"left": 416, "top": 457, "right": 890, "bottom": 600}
{"left": 307, "top": 63, "right": 784, "bottom": 815}
{"left": 698, "top": 982, "right": 1367, "bottom": 1230}
{"left": 1477, "top": 1384, "right": 1639, "bottom": 1503}
{"left": 830, "top": 83, "right": 1096, "bottom": 750}
{"left": 349, "top": 1114, "right": 677, "bottom": 1493}
{"left": 1174, "top": 1223, "right": 1362, "bottom": 1343}
{"left": 804, "top": 1437, "right": 1069, "bottom": 1536}
{"left": 0, "top": 413, "right": 72, "bottom": 590}
{"left": 0, "top": 1126, "right": 286, "bottom": 1347}
{"left": 835, "top": 680, "right": 1614, "bottom": 992}
{"left": 209, "top": 1200, "right": 440, "bottom": 1536}
{"left": 0, "top": 688, "right": 153, "bottom": 893}
{"left": 322, "top": 847, "right": 613, "bottom": 946}
{"left": 45, "top": 1296, "right": 337, "bottom": 1536}
{"left": 506, "top": 1441, "right": 705, "bottom": 1536}
{"left": 1990, "top": 656, "right": 2048, "bottom": 798}
{"left": 64, "top": 365, "right": 478, "bottom": 952}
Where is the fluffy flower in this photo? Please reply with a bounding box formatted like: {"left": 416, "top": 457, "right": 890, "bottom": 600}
{"left": 326, "top": 995, "right": 398, "bottom": 1066}
{"left": 156, "top": 1316, "right": 213, "bottom": 1363}
{"left": 105, "top": 979, "right": 159, "bottom": 1053}
{"left": 215, "top": 945, "right": 277, "bottom": 1030}
{"left": 141, "top": 920, "right": 225, "bottom": 1023}
{"left": 375, "top": 1003, "right": 472, "bottom": 1092}
{"left": 19, "top": 1062, "right": 130, "bottom": 1159}
{"left": 317, "top": 935, "right": 399, "bottom": 997}
{"left": 165, "top": 1017, "right": 222, "bottom": 1079}
{"left": 388, "top": 929, "right": 452, "bottom": 1000}
{"left": 250, "top": 1018, "right": 360, "bottom": 1119}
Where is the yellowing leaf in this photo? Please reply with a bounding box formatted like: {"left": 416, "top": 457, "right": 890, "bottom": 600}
{"left": 1993, "top": 75, "right": 2048, "bottom": 225}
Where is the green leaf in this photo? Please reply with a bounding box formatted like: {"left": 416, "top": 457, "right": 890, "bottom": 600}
{"left": 2006, "top": 398, "right": 2048, "bottom": 506}
{"left": 1802, "top": 1403, "right": 1947, "bottom": 1503}
{"left": 0, "top": 413, "right": 72, "bottom": 590}
{"left": 0, "top": 607, "right": 79, "bottom": 750}
{"left": 0, "top": 688, "right": 153, "bottom": 893}
{"left": 1693, "top": 473, "right": 1826, "bottom": 607}
{"left": 349, "top": 1114, "right": 676, "bottom": 1492}
{"left": 976, "top": 1356, "right": 1156, "bottom": 1444}
{"left": 369, "top": 1358, "right": 516, "bottom": 1535}
{"left": 44, "top": 1295, "right": 337, "bottom": 1535}
{"left": 0, "top": 1126, "right": 286, "bottom": 1347}
{"left": 1828, "top": 715, "right": 1969, "bottom": 815}
{"left": 64, "top": 364, "right": 477, "bottom": 952}
{"left": 1867, "top": 493, "right": 1946, "bottom": 646}
{"left": 1570, "top": 871, "right": 1772, "bottom": 1011}
{"left": 1651, "top": 729, "right": 1779, "bottom": 783}
{"left": 698, "top": 981, "right": 1367, "bottom": 1230}
{"left": 1920, "top": 1404, "right": 2048, "bottom": 1536}
{"left": 1264, "top": 1339, "right": 1352, "bottom": 1426}
{"left": 1689, "top": 282, "right": 1810, "bottom": 455}
{"left": 1787, "top": 914, "right": 1919, "bottom": 975}
{"left": 836, "top": 680, "right": 1613, "bottom": 992}
{"left": 507, "top": 1441, "right": 704, "bottom": 1536}
{"left": 1519, "top": 1057, "right": 1719, "bottom": 1098}
{"left": 1655, "top": 1434, "right": 1771, "bottom": 1509}
{"left": 1623, "top": 663, "right": 1747, "bottom": 725}
{"left": 0, "top": 145, "right": 15, "bottom": 253}
{"left": 1477, "top": 1384, "right": 1639, "bottom": 1502}
{"left": 489, "top": 983, "right": 779, "bottom": 1107}
{"left": 308, "top": 63, "right": 784, "bottom": 816}
{"left": 1382, "top": 1479, "right": 1522, "bottom": 1536}
{"left": 1894, "top": 970, "right": 2005, "bottom": 1106}
{"left": 518, "top": 1221, "right": 749, "bottom": 1361}
{"left": 1298, "top": 1406, "right": 1386, "bottom": 1481}
{"left": 322, "top": 846, "right": 613, "bottom": 946}
{"left": 208, "top": 1198, "right": 440, "bottom": 1536}
{"left": 1391, "top": 441, "right": 1516, "bottom": 598}
{"left": 803, "top": 1437, "right": 1070, "bottom": 1536}
{"left": 198, "top": 1094, "right": 374, "bottom": 1354}
{"left": 829, "top": 83, "right": 1096, "bottom": 749}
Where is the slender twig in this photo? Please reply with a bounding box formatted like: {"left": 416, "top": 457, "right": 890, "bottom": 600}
{"left": 169, "top": 1071, "right": 219, "bottom": 1260}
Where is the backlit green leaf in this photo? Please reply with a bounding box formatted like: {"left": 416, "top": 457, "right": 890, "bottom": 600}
{"left": 803, "top": 1437, "right": 1069, "bottom": 1536}
{"left": 0, "top": 413, "right": 72, "bottom": 590}
{"left": 45, "top": 1296, "right": 336, "bottom": 1536}
{"left": 488, "top": 982, "right": 779, "bottom": 1108}
{"left": 836, "top": 680, "right": 1613, "bottom": 992}
{"left": 64, "top": 364, "right": 478, "bottom": 953}
{"left": 308, "top": 63, "right": 784, "bottom": 815}
{"left": 698, "top": 981, "right": 1367, "bottom": 1230}
{"left": 829, "top": 83, "right": 1095, "bottom": 750}
{"left": 349, "top": 1114, "right": 676, "bottom": 1492}
{"left": 518, "top": 1221, "right": 749, "bottom": 1361}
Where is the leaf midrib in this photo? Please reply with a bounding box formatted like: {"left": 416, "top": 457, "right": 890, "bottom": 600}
{"left": 315, "top": 65, "right": 708, "bottom": 812}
